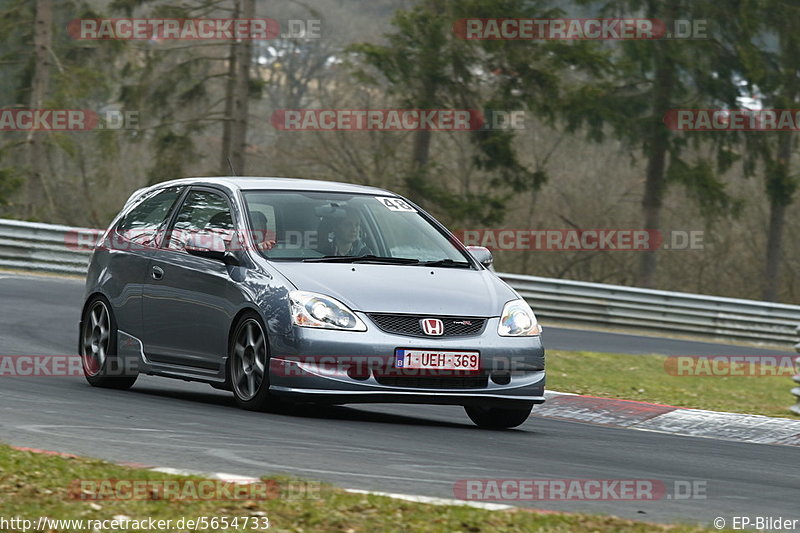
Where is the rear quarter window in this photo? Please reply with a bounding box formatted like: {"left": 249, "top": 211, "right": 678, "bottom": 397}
{"left": 115, "top": 186, "right": 182, "bottom": 246}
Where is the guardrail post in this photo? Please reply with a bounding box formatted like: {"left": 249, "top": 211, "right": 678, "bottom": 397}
{"left": 792, "top": 325, "right": 800, "bottom": 416}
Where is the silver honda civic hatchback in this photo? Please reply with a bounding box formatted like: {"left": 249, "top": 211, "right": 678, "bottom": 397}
{"left": 80, "top": 177, "right": 545, "bottom": 428}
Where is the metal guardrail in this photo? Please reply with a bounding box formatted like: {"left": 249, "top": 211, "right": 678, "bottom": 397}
{"left": 0, "top": 219, "right": 94, "bottom": 274}
{"left": 500, "top": 273, "right": 800, "bottom": 345}
{"left": 792, "top": 326, "right": 800, "bottom": 416}
{"left": 2, "top": 218, "right": 800, "bottom": 346}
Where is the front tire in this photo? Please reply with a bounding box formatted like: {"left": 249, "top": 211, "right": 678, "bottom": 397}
{"left": 464, "top": 403, "right": 534, "bottom": 429}
{"left": 81, "top": 297, "right": 137, "bottom": 390}
{"left": 229, "top": 313, "right": 278, "bottom": 411}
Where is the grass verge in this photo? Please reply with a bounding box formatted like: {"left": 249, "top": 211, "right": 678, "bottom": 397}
{"left": 0, "top": 444, "right": 720, "bottom": 532}
{"left": 548, "top": 350, "right": 796, "bottom": 418}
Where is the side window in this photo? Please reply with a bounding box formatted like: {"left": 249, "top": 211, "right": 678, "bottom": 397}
{"left": 116, "top": 187, "right": 182, "bottom": 247}
{"left": 166, "top": 190, "right": 234, "bottom": 251}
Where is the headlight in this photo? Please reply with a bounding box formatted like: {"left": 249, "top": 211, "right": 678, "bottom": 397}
{"left": 498, "top": 299, "right": 542, "bottom": 336}
{"left": 289, "top": 290, "right": 367, "bottom": 331}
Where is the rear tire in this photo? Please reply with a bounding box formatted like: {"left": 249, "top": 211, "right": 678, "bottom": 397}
{"left": 464, "top": 403, "right": 533, "bottom": 429}
{"left": 81, "top": 297, "right": 138, "bottom": 390}
{"left": 229, "top": 313, "right": 279, "bottom": 411}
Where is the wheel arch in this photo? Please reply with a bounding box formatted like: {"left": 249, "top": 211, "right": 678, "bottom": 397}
{"left": 224, "top": 305, "right": 270, "bottom": 377}
{"left": 78, "top": 291, "right": 113, "bottom": 353}
{"left": 227, "top": 305, "right": 269, "bottom": 347}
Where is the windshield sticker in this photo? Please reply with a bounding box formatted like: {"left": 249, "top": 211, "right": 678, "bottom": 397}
{"left": 376, "top": 197, "right": 417, "bottom": 212}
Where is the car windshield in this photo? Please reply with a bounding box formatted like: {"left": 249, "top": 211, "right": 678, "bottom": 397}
{"left": 242, "top": 191, "right": 472, "bottom": 266}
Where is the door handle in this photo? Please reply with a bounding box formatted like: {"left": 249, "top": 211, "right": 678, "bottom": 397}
{"left": 151, "top": 265, "right": 164, "bottom": 280}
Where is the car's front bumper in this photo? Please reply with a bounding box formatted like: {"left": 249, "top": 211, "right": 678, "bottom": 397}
{"left": 268, "top": 316, "right": 546, "bottom": 407}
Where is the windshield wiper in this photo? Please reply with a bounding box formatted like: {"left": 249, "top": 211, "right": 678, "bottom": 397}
{"left": 302, "top": 255, "right": 421, "bottom": 264}
{"left": 417, "top": 258, "right": 472, "bottom": 268}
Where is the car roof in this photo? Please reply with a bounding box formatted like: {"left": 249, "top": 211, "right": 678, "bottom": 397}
{"left": 152, "top": 176, "right": 395, "bottom": 195}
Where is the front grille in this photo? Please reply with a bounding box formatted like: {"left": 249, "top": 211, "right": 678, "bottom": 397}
{"left": 368, "top": 314, "right": 486, "bottom": 337}
{"left": 374, "top": 375, "right": 488, "bottom": 389}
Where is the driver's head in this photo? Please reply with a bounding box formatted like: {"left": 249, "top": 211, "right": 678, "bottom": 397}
{"left": 334, "top": 210, "right": 361, "bottom": 244}
{"left": 249, "top": 210, "right": 276, "bottom": 251}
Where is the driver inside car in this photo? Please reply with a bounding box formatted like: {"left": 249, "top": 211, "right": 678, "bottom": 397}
{"left": 248, "top": 210, "right": 276, "bottom": 252}
{"left": 319, "top": 209, "right": 371, "bottom": 256}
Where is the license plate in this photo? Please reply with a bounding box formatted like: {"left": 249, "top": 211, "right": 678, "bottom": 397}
{"left": 395, "top": 349, "right": 480, "bottom": 371}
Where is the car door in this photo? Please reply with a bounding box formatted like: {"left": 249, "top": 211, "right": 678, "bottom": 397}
{"left": 102, "top": 186, "right": 184, "bottom": 338}
{"left": 141, "top": 187, "right": 243, "bottom": 369}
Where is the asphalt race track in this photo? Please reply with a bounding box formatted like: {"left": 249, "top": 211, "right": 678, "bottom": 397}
{"left": 0, "top": 273, "right": 798, "bottom": 527}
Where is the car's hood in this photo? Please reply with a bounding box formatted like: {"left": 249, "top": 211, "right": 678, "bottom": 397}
{"left": 273, "top": 262, "right": 516, "bottom": 316}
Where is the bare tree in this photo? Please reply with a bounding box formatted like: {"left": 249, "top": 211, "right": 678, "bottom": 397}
{"left": 220, "top": 0, "right": 254, "bottom": 175}
{"left": 26, "top": 0, "right": 54, "bottom": 218}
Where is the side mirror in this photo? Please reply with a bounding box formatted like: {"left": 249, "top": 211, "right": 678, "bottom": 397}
{"left": 185, "top": 233, "right": 238, "bottom": 265}
{"left": 466, "top": 246, "right": 493, "bottom": 268}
